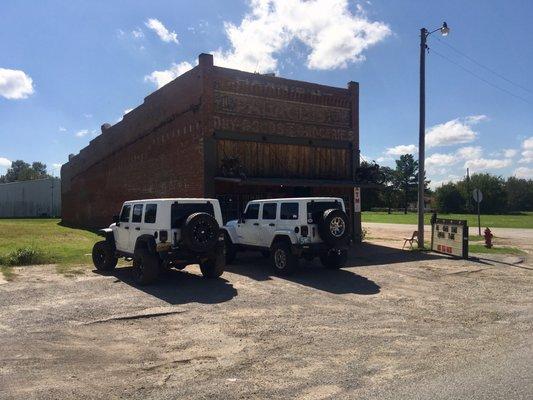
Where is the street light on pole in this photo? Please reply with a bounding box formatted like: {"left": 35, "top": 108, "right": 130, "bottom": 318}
{"left": 418, "top": 21, "right": 449, "bottom": 249}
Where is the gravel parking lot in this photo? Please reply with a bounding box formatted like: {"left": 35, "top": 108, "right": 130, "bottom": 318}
{"left": 1, "top": 234, "right": 532, "bottom": 399}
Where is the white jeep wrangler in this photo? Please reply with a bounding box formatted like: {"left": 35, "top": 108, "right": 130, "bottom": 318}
{"left": 223, "top": 197, "right": 350, "bottom": 275}
{"left": 92, "top": 198, "right": 225, "bottom": 285}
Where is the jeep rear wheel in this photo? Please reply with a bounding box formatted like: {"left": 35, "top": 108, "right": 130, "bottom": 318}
{"left": 318, "top": 209, "right": 350, "bottom": 246}
{"left": 181, "top": 212, "right": 220, "bottom": 253}
{"left": 319, "top": 248, "right": 348, "bottom": 269}
{"left": 92, "top": 240, "right": 118, "bottom": 271}
{"left": 200, "top": 251, "right": 225, "bottom": 279}
{"left": 133, "top": 248, "right": 160, "bottom": 285}
{"left": 270, "top": 241, "right": 298, "bottom": 276}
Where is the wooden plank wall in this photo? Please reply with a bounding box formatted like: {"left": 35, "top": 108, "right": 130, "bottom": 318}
{"left": 217, "top": 139, "right": 351, "bottom": 180}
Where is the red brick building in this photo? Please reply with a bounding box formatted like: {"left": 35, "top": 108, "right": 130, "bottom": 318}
{"left": 61, "top": 53, "right": 362, "bottom": 239}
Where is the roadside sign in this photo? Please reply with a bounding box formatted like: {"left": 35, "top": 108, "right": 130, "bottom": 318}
{"left": 472, "top": 189, "right": 483, "bottom": 203}
{"left": 431, "top": 218, "right": 469, "bottom": 259}
{"left": 472, "top": 188, "right": 483, "bottom": 235}
{"left": 353, "top": 187, "right": 361, "bottom": 213}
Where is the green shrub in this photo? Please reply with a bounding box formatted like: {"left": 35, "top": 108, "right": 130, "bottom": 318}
{"left": 2, "top": 247, "right": 49, "bottom": 266}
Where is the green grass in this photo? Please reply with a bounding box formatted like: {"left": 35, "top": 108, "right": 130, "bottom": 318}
{"left": 0, "top": 219, "right": 100, "bottom": 267}
{"left": 1, "top": 266, "right": 17, "bottom": 281}
{"left": 468, "top": 244, "right": 526, "bottom": 255}
{"left": 362, "top": 211, "right": 533, "bottom": 229}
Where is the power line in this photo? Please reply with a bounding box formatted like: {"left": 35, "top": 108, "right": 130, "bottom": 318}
{"left": 435, "top": 37, "right": 533, "bottom": 95}
{"left": 429, "top": 47, "right": 533, "bottom": 105}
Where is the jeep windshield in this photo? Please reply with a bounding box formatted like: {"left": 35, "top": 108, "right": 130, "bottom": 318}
{"left": 171, "top": 202, "right": 215, "bottom": 228}
{"left": 306, "top": 201, "right": 342, "bottom": 224}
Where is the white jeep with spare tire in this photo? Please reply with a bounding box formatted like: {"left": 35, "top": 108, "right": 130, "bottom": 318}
{"left": 92, "top": 198, "right": 225, "bottom": 285}
{"left": 223, "top": 197, "right": 350, "bottom": 275}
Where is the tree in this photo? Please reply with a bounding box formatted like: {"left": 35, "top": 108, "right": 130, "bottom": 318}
{"left": 457, "top": 173, "right": 506, "bottom": 214}
{"left": 393, "top": 154, "right": 419, "bottom": 214}
{"left": 0, "top": 160, "right": 51, "bottom": 183}
{"left": 435, "top": 183, "right": 464, "bottom": 213}
{"left": 505, "top": 177, "right": 533, "bottom": 212}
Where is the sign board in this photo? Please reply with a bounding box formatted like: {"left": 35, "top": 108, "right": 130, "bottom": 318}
{"left": 431, "top": 218, "right": 469, "bottom": 259}
{"left": 353, "top": 187, "right": 361, "bottom": 213}
{"left": 472, "top": 189, "right": 483, "bottom": 203}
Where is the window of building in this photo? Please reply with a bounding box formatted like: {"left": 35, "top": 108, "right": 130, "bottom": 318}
{"left": 262, "top": 203, "right": 277, "bottom": 220}
{"left": 144, "top": 204, "right": 157, "bottom": 223}
{"left": 119, "top": 204, "right": 131, "bottom": 222}
{"left": 132, "top": 204, "right": 143, "bottom": 223}
{"left": 280, "top": 203, "right": 299, "bottom": 220}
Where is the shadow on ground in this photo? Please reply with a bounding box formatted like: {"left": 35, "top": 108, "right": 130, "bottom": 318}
{"left": 96, "top": 266, "right": 238, "bottom": 305}
{"left": 349, "top": 242, "right": 448, "bottom": 267}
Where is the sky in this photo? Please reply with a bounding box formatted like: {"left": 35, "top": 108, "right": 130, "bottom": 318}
{"left": 1, "top": 0, "right": 532, "bottom": 188}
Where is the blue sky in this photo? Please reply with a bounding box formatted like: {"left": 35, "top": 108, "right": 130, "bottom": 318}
{"left": 1, "top": 0, "right": 532, "bottom": 186}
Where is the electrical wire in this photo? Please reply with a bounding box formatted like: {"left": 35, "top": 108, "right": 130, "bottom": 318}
{"left": 435, "top": 37, "right": 533, "bottom": 95}
{"left": 429, "top": 47, "right": 533, "bottom": 105}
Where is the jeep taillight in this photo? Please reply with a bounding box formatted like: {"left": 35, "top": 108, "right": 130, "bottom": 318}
{"left": 159, "top": 230, "right": 168, "bottom": 243}
{"left": 301, "top": 225, "right": 309, "bottom": 237}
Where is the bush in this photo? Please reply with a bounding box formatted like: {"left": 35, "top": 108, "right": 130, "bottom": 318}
{"left": 1, "top": 247, "right": 48, "bottom": 266}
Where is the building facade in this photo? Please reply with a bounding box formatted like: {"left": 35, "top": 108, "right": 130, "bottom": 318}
{"left": 61, "top": 54, "right": 362, "bottom": 239}
{"left": 0, "top": 178, "right": 61, "bottom": 218}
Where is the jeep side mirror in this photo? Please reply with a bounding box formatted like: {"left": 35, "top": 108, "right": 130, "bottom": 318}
{"left": 112, "top": 215, "right": 119, "bottom": 223}
{"left": 239, "top": 214, "right": 246, "bottom": 223}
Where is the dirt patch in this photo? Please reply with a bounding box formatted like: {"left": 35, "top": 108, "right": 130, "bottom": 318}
{"left": 0, "top": 242, "right": 531, "bottom": 399}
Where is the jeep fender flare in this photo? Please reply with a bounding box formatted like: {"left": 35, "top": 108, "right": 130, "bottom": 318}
{"left": 99, "top": 228, "right": 116, "bottom": 251}
{"left": 221, "top": 226, "right": 238, "bottom": 245}
{"left": 135, "top": 234, "right": 157, "bottom": 254}
{"left": 270, "top": 232, "right": 297, "bottom": 248}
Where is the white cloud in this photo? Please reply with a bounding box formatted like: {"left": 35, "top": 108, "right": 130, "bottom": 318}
{"left": 519, "top": 136, "right": 533, "bottom": 164}
{"left": 0, "top": 157, "right": 11, "bottom": 169}
{"left": 132, "top": 28, "right": 144, "bottom": 38}
{"left": 385, "top": 144, "right": 418, "bottom": 156}
{"left": 426, "top": 115, "right": 487, "bottom": 148}
{"left": 503, "top": 149, "right": 517, "bottom": 158}
{"left": 144, "top": 61, "right": 193, "bottom": 88}
{"left": 426, "top": 153, "right": 457, "bottom": 169}
{"left": 456, "top": 146, "right": 482, "bottom": 160}
{"left": 0, "top": 68, "right": 34, "bottom": 99}
{"left": 75, "top": 129, "right": 89, "bottom": 138}
{"left": 464, "top": 158, "right": 512, "bottom": 172}
{"left": 124, "top": 108, "right": 133, "bottom": 115}
{"left": 429, "top": 174, "right": 462, "bottom": 190}
{"left": 145, "top": 18, "right": 179, "bottom": 44}
{"left": 212, "top": 0, "right": 391, "bottom": 72}
{"left": 58, "top": 126, "right": 67, "bottom": 132}
{"left": 514, "top": 166, "right": 533, "bottom": 179}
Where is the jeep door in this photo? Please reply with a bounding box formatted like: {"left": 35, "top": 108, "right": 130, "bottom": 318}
{"left": 115, "top": 204, "right": 132, "bottom": 252}
{"left": 237, "top": 203, "right": 260, "bottom": 245}
{"left": 258, "top": 202, "right": 277, "bottom": 246}
{"left": 128, "top": 203, "right": 144, "bottom": 250}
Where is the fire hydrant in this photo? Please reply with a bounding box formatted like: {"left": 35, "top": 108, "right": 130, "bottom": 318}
{"left": 484, "top": 228, "right": 493, "bottom": 248}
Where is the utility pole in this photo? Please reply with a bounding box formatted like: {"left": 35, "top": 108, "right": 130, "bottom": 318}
{"left": 417, "top": 27, "right": 427, "bottom": 248}
{"left": 417, "top": 22, "right": 449, "bottom": 249}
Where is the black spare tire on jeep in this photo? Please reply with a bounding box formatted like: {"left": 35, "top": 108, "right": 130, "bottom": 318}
{"left": 181, "top": 212, "right": 220, "bottom": 253}
{"left": 317, "top": 208, "right": 350, "bottom": 246}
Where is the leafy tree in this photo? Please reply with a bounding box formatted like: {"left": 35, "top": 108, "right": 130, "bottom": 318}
{"left": 457, "top": 173, "right": 506, "bottom": 214}
{"left": 0, "top": 160, "right": 51, "bottom": 183}
{"left": 393, "top": 154, "right": 420, "bottom": 214}
{"left": 505, "top": 177, "right": 533, "bottom": 212}
{"left": 435, "top": 183, "right": 464, "bottom": 213}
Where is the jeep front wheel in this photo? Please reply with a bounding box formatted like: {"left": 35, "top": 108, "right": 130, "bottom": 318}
{"left": 92, "top": 240, "right": 118, "bottom": 271}
{"left": 133, "top": 248, "right": 160, "bottom": 285}
{"left": 270, "top": 241, "right": 298, "bottom": 276}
